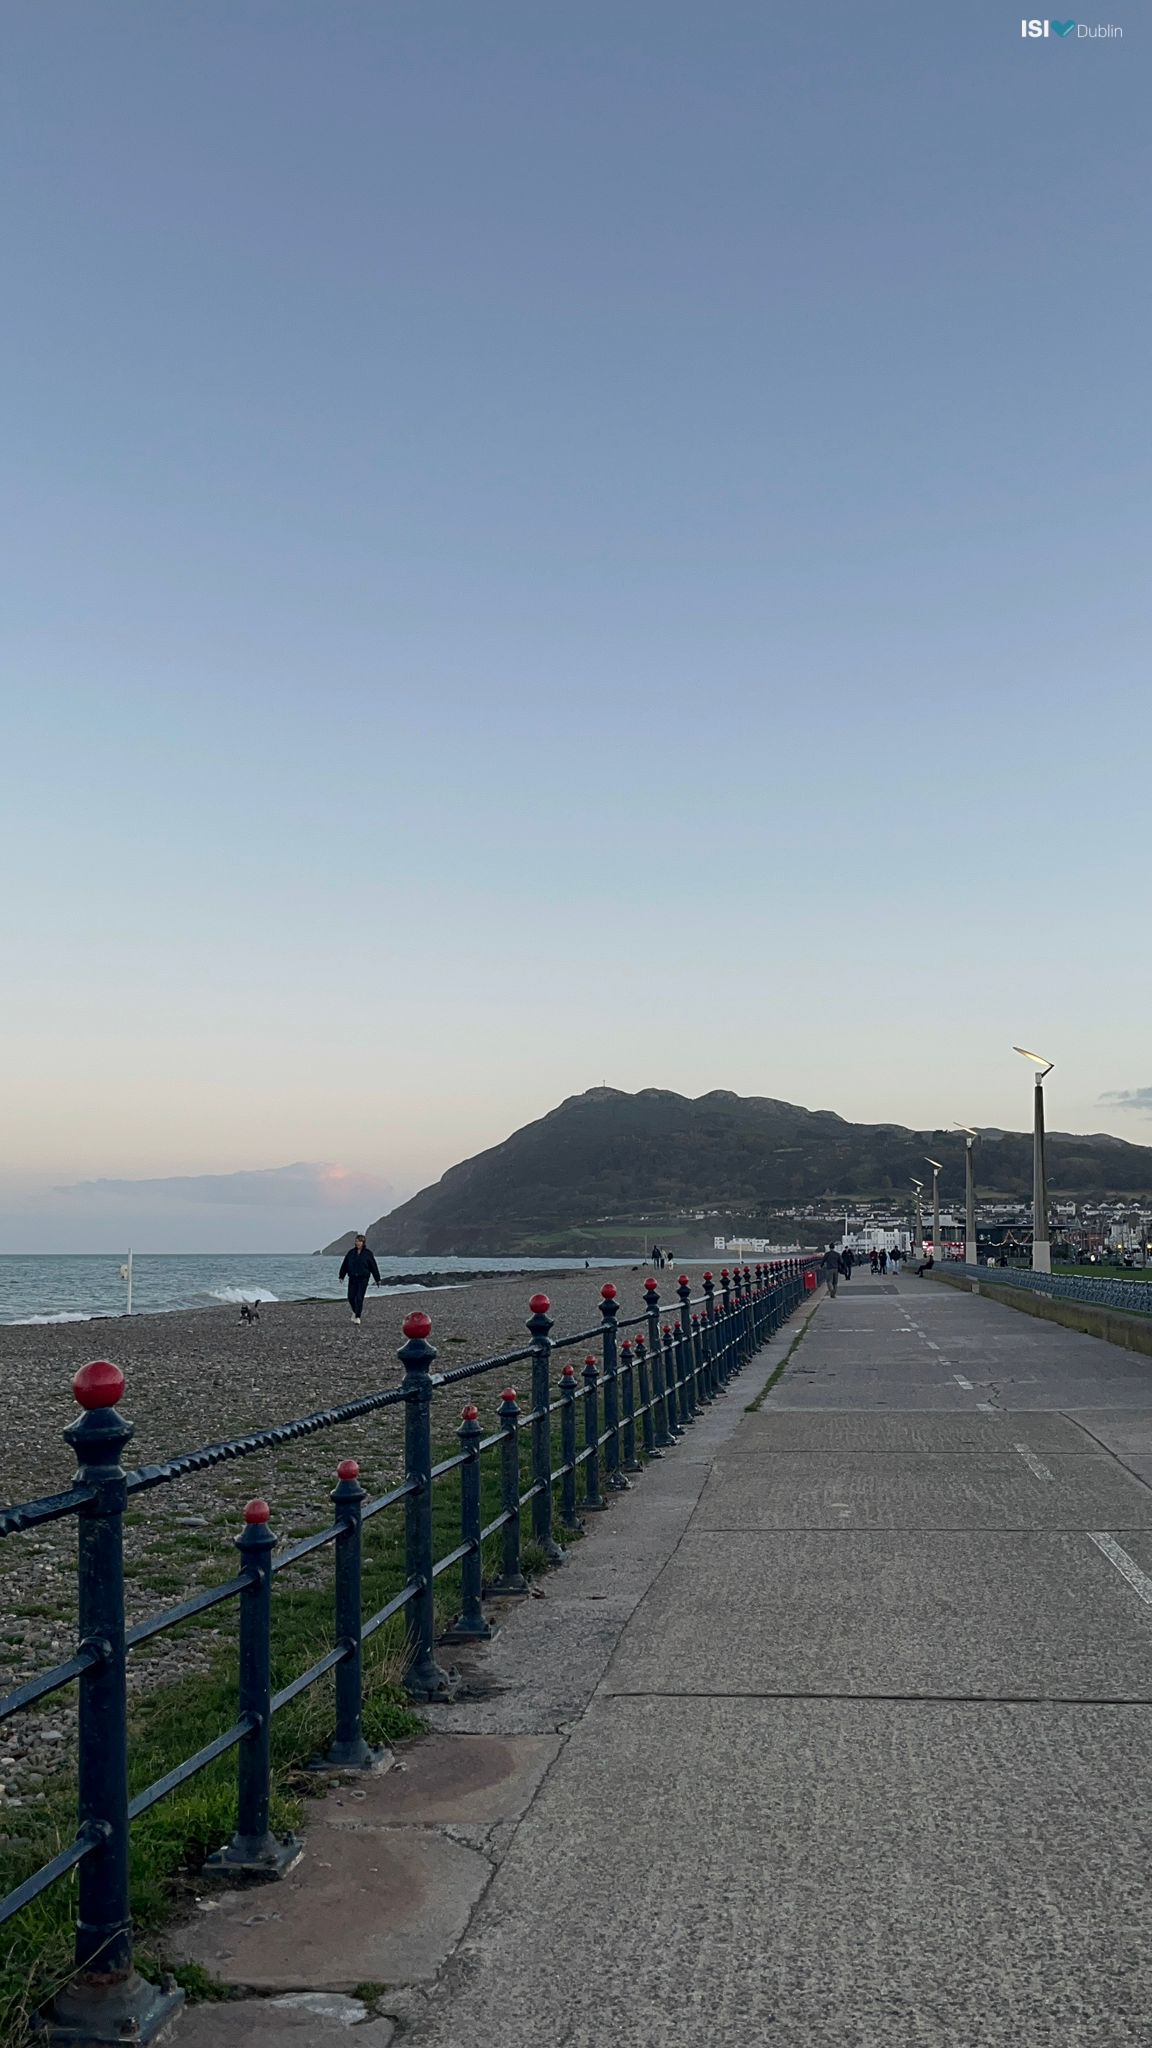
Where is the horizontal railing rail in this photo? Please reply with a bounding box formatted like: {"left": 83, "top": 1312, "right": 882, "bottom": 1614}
{"left": 0, "top": 1260, "right": 815, "bottom": 2042}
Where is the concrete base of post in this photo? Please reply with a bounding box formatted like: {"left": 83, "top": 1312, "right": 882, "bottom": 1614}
{"left": 311, "top": 1736, "right": 393, "bottom": 1773}
{"left": 203, "top": 1832, "right": 304, "bottom": 1880}
{"left": 485, "top": 1568, "right": 530, "bottom": 1594}
{"left": 37, "top": 1970, "right": 184, "bottom": 2046}
{"left": 608, "top": 1471, "right": 632, "bottom": 1492}
{"left": 441, "top": 1612, "right": 495, "bottom": 1644}
{"left": 1033, "top": 1242, "right": 1052, "bottom": 1274}
{"left": 402, "top": 1651, "right": 458, "bottom": 1703}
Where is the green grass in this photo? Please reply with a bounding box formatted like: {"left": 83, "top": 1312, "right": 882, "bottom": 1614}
{"left": 0, "top": 1415, "right": 583, "bottom": 2044}
{"left": 1057, "top": 1262, "right": 1152, "bottom": 1282}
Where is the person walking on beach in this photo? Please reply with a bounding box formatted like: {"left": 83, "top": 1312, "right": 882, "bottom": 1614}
{"left": 820, "top": 1244, "right": 840, "bottom": 1298}
{"left": 339, "top": 1233, "right": 382, "bottom": 1325}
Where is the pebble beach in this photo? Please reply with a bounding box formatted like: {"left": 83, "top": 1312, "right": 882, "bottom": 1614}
{"left": 0, "top": 1263, "right": 685, "bottom": 1811}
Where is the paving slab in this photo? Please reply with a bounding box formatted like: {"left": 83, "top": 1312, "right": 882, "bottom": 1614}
{"left": 728, "top": 1411, "right": 1096, "bottom": 1453}
{"left": 408, "top": 1696, "right": 1152, "bottom": 2047}
{"left": 694, "top": 1449, "right": 1152, "bottom": 1529}
{"left": 601, "top": 1528, "right": 1152, "bottom": 1698}
{"left": 309, "top": 1734, "right": 561, "bottom": 1828}
{"left": 172, "top": 1828, "right": 491, "bottom": 1991}
{"left": 175, "top": 1995, "right": 394, "bottom": 2045}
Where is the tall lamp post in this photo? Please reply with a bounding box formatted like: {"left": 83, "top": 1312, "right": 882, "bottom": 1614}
{"left": 955, "top": 1127, "right": 978, "bottom": 1266}
{"left": 911, "top": 1178, "right": 925, "bottom": 1258}
{"left": 1013, "top": 1046, "right": 1054, "bottom": 1275}
{"left": 925, "top": 1157, "right": 943, "bottom": 1264}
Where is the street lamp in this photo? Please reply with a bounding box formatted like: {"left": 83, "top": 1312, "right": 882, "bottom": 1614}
{"left": 910, "top": 1178, "right": 925, "bottom": 1258}
{"left": 925, "top": 1158, "right": 943, "bottom": 1264}
{"left": 955, "top": 1127, "right": 978, "bottom": 1266}
{"left": 1013, "top": 1046, "right": 1055, "bottom": 1275}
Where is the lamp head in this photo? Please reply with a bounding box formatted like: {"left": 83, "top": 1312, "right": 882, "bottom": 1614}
{"left": 926, "top": 1157, "right": 943, "bottom": 1173}
{"left": 954, "top": 1124, "right": 978, "bottom": 1139}
{"left": 1013, "top": 1045, "right": 1054, "bottom": 1078}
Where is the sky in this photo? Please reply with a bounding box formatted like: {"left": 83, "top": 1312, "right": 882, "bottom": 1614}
{"left": 1, "top": 0, "right": 1150, "bottom": 1252}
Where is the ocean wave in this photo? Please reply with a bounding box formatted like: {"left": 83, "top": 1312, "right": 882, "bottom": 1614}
{"left": 14, "top": 1309, "right": 104, "bottom": 1324}
{"left": 209, "top": 1286, "right": 281, "bottom": 1305}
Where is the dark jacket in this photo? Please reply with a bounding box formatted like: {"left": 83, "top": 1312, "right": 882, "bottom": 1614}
{"left": 339, "top": 1246, "right": 382, "bottom": 1287}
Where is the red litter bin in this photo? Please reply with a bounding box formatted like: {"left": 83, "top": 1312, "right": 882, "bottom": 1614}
{"left": 803, "top": 1270, "right": 817, "bottom": 1293}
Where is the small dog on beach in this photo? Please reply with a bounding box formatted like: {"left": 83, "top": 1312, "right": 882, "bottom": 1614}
{"left": 239, "top": 1301, "right": 260, "bottom": 1324}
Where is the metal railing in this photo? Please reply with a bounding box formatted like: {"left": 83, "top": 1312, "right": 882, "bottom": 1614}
{"left": 0, "top": 1261, "right": 813, "bottom": 2042}
{"left": 943, "top": 1262, "right": 1152, "bottom": 1316}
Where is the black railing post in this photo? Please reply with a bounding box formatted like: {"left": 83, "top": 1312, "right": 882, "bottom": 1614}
{"left": 399, "top": 1309, "right": 456, "bottom": 1699}
{"left": 558, "top": 1364, "right": 583, "bottom": 1533}
{"left": 581, "top": 1357, "right": 609, "bottom": 1511}
{"left": 691, "top": 1312, "right": 710, "bottom": 1406}
{"left": 634, "top": 1335, "right": 657, "bottom": 1458}
{"left": 702, "top": 1271, "right": 720, "bottom": 1395}
{"left": 744, "top": 1267, "right": 756, "bottom": 1356}
{"left": 206, "top": 1497, "right": 302, "bottom": 1877}
{"left": 678, "top": 1318, "right": 697, "bottom": 1420}
{"left": 528, "top": 1293, "right": 565, "bottom": 1564}
{"left": 43, "top": 1363, "right": 184, "bottom": 2044}
{"left": 490, "top": 1387, "right": 530, "bottom": 1589}
{"left": 662, "top": 1325, "right": 681, "bottom": 1435}
{"left": 677, "top": 1276, "right": 706, "bottom": 1411}
{"left": 601, "top": 1284, "right": 631, "bottom": 1491}
{"left": 620, "top": 1340, "right": 643, "bottom": 1472}
{"left": 445, "top": 1406, "right": 493, "bottom": 1641}
{"left": 720, "top": 1270, "right": 735, "bottom": 1377}
{"left": 644, "top": 1279, "right": 673, "bottom": 1450}
{"left": 323, "top": 1457, "right": 389, "bottom": 1768}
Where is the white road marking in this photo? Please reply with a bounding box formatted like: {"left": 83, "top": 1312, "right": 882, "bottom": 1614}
{"left": 952, "top": 1374, "right": 973, "bottom": 1390}
{"left": 1087, "top": 1533, "right": 1152, "bottom": 1608}
{"left": 1013, "top": 1442, "right": 1054, "bottom": 1482}
{"left": 925, "top": 1341, "right": 940, "bottom": 1351}
{"left": 976, "top": 1401, "right": 996, "bottom": 1414}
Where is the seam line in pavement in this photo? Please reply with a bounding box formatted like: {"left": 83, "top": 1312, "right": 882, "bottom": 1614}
{"left": 603, "top": 1688, "right": 1152, "bottom": 1706}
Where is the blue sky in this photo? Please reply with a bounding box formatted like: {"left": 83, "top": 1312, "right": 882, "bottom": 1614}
{"left": 1, "top": 0, "right": 1149, "bottom": 1250}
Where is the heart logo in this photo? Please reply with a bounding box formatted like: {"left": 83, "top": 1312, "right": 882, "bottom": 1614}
{"left": 1050, "top": 18, "right": 1076, "bottom": 33}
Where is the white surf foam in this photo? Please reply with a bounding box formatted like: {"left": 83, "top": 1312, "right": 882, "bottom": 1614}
{"left": 210, "top": 1286, "right": 281, "bottom": 1305}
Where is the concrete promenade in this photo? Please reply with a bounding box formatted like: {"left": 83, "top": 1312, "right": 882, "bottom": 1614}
{"left": 178, "top": 1275, "right": 1152, "bottom": 2046}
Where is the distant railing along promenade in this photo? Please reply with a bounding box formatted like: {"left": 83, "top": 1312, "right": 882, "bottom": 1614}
{"left": 0, "top": 1261, "right": 814, "bottom": 2044}
{"left": 945, "top": 1263, "right": 1152, "bottom": 1317}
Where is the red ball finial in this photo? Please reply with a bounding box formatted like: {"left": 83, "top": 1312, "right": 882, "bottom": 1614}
{"left": 403, "top": 1310, "right": 432, "bottom": 1340}
{"left": 529, "top": 1293, "right": 551, "bottom": 1313}
{"left": 585, "top": 1354, "right": 596, "bottom": 1365}
{"left": 703, "top": 1271, "right": 713, "bottom": 1282}
{"left": 621, "top": 1339, "right": 632, "bottom": 1352}
{"left": 678, "top": 1274, "right": 689, "bottom": 1287}
{"left": 461, "top": 1404, "right": 479, "bottom": 1422}
{"left": 501, "top": 1386, "right": 517, "bottom": 1403}
{"left": 561, "top": 1362, "right": 576, "bottom": 1378}
{"left": 643, "top": 1277, "right": 658, "bottom": 1291}
{"left": 244, "top": 1498, "right": 271, "bottom": 1525}
{"left": 337, "top": 1458, "right": 360, "bottom": 1480}
{"left": 601, "top": 1282, "right": 618, "bottom": 1299}
{"left": 73, "top": 1361, "right": 125, "bottom": 1410}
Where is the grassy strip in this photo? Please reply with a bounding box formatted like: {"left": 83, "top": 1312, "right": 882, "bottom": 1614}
{"left": 745, "top": 1302, "right": 818, "bottom": 1413}
{"left": 0, "top": 1422, "right": 577, "bottom": 2045}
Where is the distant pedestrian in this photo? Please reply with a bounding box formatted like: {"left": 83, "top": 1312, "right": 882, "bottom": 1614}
{"left": 820, "top": 1244, "right": 840, "bottom": 1298}
{"left": 916, "top": 1253, "right": 935, "bottom": 1278}
{"left": 842, "top": 1248, "right": 854, "bottom": 1278}
{"left": 889, "top": 1248, "right": 901, "bottom": 1276}
{"left": 339, "top": 1233, "right": 382, "bottom": 1325}
{"left": 879, "top": 1248, "right": 888, "bottom": 1275}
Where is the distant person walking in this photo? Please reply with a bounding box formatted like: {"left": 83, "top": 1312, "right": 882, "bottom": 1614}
{"left": 869, "top": 1249, "right": 879, "bottom": 1275}
{"left": 339, "top": 1234, "right": 382, "bottom": 1325}
{"left": 842, "top": 1248, "right": 854, "bottom": 1279}
{"left": 820, "top": 1244, "right": 840, "bottom": 1298}
{"left": 878, "top": 1248, "right": 888, "bottom": 1276}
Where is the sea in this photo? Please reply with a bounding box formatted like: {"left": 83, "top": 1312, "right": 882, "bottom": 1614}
{"left": 0, "top": 1253, "right": 625, "bottom": 1327}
